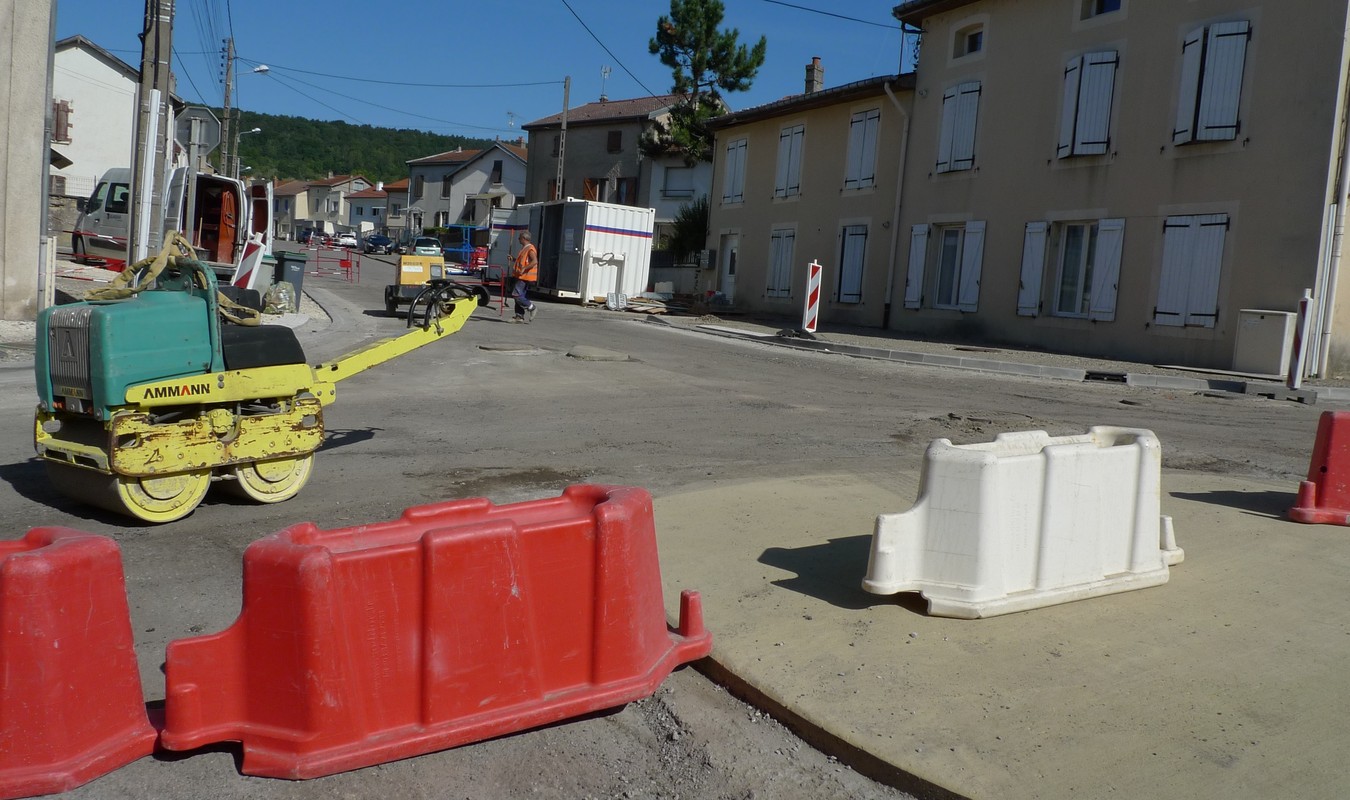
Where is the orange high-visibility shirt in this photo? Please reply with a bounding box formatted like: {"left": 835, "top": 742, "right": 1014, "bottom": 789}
{"left": 513, "top": 243, "right": 538, "bottom": 282}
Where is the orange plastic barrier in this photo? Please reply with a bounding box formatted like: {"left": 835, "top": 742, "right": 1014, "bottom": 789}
{"left": 1290, "top": 410, "right": 1350, "bottom": 524}
{"left": 0, "top": 529, "right": 155, "bottom": 799}
{"left": 160, "top": 485, "right": 711, "bottom": 779}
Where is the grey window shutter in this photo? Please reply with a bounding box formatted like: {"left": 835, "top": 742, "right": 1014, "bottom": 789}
{"left": 775, "top": 128, "right": 792, "bottom": 196}
{"left": 957, "top": 220, "right": 986, "bottom": 312}
{"left": 1088, "top": 218, "right": 1125, "bottom": 321}
{"left": 936, "top": 87, "right": 959, "bottom": 172}
{"left": 1173, "top": 28, "right": 1205, "bottom": 144}
{"left": 845, "top": 112, "right": 866, "bottom": 188}
{"left": 1017, "top": 221, "right": 1049, "bottom": 316}
{"left": 839, "top": 225, "right": 867, "bottom": 303}
{"left": 1185, "top": 214, "right": 1229, "bottom": 326}
{"left": 905, "top": 224, "right": 929, "bottom": 308}
{"left": 1197, "top": 21, "right": 1250, "bottom": 141}
{"left": 1075, "top": 52, "right": 1118, "bottom": 156}
{"left": 951, "top": 82, "right": 981, "bottom": 171}
{"left": 1155, "top": 216, "right": 1195, "bottom": 325}
{"left": 859, "top": 111, "right": 879, "bottom": 187}
{"left": 786, "top": 127, "right": 804, "bottom": 195}
{"left": 1057, "top": 57, "right": 1083, "bottom": 159}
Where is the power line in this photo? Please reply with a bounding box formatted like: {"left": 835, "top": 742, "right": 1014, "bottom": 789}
{"left": 558, "top": 0, "right": 659, "bottom": 98}
{"left": 233, "top": 57, "right": 562, "bottom": 90}
{"left": 756, "top": 0, "right": 900, "bottom": 29}
{"left": 172, "top": 49, "right": 209, "bottom": 105}
{"left": 261, "top": 71, "right": 367, "bottom": 125}
{"left": 257, "top": 67, "right": 516, "bottom": 134}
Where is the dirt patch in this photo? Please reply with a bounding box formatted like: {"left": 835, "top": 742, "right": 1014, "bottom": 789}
{"left": 431, "top": 466, "right": 595, "bottom": 500}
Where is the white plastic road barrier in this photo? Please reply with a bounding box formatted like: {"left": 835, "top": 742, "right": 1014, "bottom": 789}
{"left": 862, "top": 427, "right": 1183, "bottom": 619}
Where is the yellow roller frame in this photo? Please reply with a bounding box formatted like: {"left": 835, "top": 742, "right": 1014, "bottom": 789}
{"left": 36, "top": 296, "right": 477, "bottom": 522}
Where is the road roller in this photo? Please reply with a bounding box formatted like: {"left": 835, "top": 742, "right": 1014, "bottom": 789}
{"left": 34, "top": 236, "right": 485, "bottom": 523}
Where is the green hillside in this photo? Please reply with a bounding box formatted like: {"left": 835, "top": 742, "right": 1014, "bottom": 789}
{"left": 224, "top": 109, "right": 501, "bottom": 184}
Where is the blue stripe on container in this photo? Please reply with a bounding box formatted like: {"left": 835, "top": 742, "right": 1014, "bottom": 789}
{"left": 586, "top": 225, "right": 653, "bottom": 239}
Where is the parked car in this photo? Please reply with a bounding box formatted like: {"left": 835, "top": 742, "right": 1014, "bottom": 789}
{"left": 297, "top": 229, "right": 316, "bottom": 244}
{"left": 411, "top": 236, "right": 443, "bottom": 257}
{"left": 336, "top": 232, "right": 359, "bottom": 249}
{"left": 363, "top": 234, "right": 394, "bottom": 254}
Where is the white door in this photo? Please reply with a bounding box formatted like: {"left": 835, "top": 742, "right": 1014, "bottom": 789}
{"left": 719, "top": 233, "right": 739, "bottom": 302}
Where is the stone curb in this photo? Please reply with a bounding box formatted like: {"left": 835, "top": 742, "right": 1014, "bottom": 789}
{"left": 688, "top": 323, "right": 1347, "bottom": 403}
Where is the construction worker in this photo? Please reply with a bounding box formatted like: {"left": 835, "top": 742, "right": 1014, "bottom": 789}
{"left": 511, "top": 231, "right": 539, "bottom": 323}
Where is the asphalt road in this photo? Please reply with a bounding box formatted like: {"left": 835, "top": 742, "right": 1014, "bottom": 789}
{"left": 2, "top": 259, "right": 1328, "bottom": 798}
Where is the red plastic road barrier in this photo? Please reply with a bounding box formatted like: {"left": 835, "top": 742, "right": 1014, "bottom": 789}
{"left": 0, "top": 529, "right": 155, "bottom": 799}
{"left": 1290, "top": 410, "right": 1350, "bottom": 524}
{"left": 160, "top": 485, "right": 711, "bottom": 779}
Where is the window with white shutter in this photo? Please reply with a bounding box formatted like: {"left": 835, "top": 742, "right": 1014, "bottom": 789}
{"left": 775, "top": 124, "right": 805, "bottom": 198}
{"left": 1154, "top": 214, "right": 1228, "bottom": 327}
{"left": 936, "top": 81, "right": 981, "bottom": 173}
{"left": 931, "top": 221, "right": 985, "bottom": 310}
{"left": 1173, "top": 21, "right": 1250, "bottom": 144}
{"left": 838, "top": 225, "right": 867, "bottom": 303}
{"left": 1057, "top": 51, "right": 1118, "bottom": 158}
{"left": 1051, "top": 218, "right": 1124, "bottom": 320}
{"left": 722, "top": 138, "right": 747, "bottom": 203}
{"left": 767, "top": 229, "right": 795, "bottom": 298}
{"left": 844, "top": 109, "right": 881, "bottom": 189}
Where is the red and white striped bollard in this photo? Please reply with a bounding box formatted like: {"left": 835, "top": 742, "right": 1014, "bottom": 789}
{"left": 801, "top": 260, "right": 822, "bottom": 334}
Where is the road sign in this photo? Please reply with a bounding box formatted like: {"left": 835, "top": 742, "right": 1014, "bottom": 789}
{"left": 175, "top": 107, "right": 221, "bottom": 154}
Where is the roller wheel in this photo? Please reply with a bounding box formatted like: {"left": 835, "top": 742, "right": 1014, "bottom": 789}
{"left": 46, "top": 462, "right": 212, "bottom": 524}
{"left": 225, "top": 453, "right": 315, "bottom": 503}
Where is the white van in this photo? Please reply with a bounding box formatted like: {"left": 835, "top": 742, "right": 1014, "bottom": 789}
{"left": 73, "top": 167, "right": 274, "bottom": 291}
{"left": 72, "top": 168, "right": 133, "bottom": 269}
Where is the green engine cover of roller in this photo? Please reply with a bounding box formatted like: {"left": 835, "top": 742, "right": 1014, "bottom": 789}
{"left": 36, "top": 291, "right": 218, "bottom": 419}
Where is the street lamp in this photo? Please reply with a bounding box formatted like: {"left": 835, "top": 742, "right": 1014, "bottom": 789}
{"left": 234, "top": 127, "right": 261, "bottom": 179}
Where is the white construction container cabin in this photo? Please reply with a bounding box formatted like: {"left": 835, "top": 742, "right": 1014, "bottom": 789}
{"left": 488, "top": 199, "right": 654, "bottom": 302}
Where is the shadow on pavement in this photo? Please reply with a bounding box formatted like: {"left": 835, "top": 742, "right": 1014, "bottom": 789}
{"left": 319, "top": 428, "right": 381, "bottom": 453}
{"left": 1169, "top": 488, "right": 1297, "bottom": 518}
{"left": 759, "top": 536, "right": 923, "bottom": 613}
{"left": 0, "top": 458, "right": 157, "bottom": 527}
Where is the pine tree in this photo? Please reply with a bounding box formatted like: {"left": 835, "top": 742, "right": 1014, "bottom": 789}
{"left": 645, "top": 0, "right": 767, "bottom": 164}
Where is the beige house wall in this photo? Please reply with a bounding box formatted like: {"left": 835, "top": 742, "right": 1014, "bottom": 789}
{"left": 894, "top": 0, "right": 1350, "bottom": 372}
{"left": 1, "top": 0, "right": 52, "bottom": 321}
{"left": 525, "top": 119, "right": 655, "bottom": 206}
{"left": 709, "top": 84, "right": 910, "bottom": 327}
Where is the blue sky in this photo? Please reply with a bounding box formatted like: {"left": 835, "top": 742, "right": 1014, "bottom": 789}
{"left": 55, "top": 0, "right": 914, "bottom": 139}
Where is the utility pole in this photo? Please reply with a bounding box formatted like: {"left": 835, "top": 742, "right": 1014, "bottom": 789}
{"left": 554, "top": 76, "right": 569, "bottom": 200}
{"left": 130, "top": 0, "right": 174, "bottom": 261}
{"left": 220, "top": 37, "right": 234, "bottom": 176}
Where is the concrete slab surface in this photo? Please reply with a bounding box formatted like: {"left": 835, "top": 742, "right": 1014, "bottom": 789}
{"left": 654, "top": 471, "right": 1349, "bottom": 800}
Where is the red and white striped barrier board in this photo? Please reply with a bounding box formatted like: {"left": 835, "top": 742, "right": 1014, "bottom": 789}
{"left": 801, "top": 260, "right": 822, "bottom": 333}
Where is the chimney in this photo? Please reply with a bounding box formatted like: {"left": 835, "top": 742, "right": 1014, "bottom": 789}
{"left": 376, "top": 181, "right": 384, "bottom": 191}
{"left": 805, "top": 56, "right": 824, "bottom": 94}
{"left": 327, "top": 170, "right": 334, "bottom": 179}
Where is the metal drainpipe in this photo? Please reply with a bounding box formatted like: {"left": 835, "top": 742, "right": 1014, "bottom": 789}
{"left": 1318, "top": 30, "right": 1350, "bottom": 376}
{"left": 883, "top": 79, "right": 911, "bottom": 330}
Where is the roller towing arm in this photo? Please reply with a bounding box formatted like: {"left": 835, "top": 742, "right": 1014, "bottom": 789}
{"left": 313, "top": 280, "right": 484, "bottom": 387}
{"left": 34, "top": 243, "right": 484, "bottom": 524}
